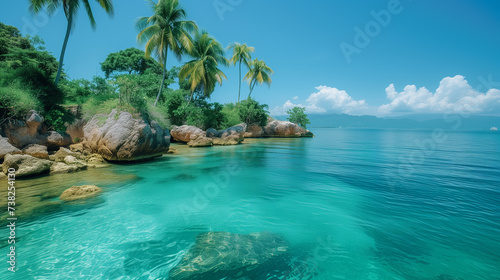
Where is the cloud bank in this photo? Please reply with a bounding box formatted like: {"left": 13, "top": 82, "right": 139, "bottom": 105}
{"left": 273, "top": 75, "right": 500, "bottom": 116}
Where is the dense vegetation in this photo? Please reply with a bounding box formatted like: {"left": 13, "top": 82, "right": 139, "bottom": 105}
{"left": 1, "top": 0, "right": 275, "bottom": 132}
{"left": 287, "top": 107, "right": 310, "bottom": 129}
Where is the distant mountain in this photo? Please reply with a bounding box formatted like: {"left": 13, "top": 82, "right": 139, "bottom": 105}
{"left": 303, "top": 114, "right": 500, "bottom": 130}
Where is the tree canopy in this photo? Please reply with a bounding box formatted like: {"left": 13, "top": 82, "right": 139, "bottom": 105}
{"left": 100, "top": 47, "right": 161, "bottom": 78}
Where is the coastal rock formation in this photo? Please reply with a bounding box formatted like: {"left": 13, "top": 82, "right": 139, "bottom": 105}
{"left": 263, "top": 120, "right": 313, "bottom": 137}
{"left": 169, "top": 231, "right": 288, "bottom": 280}
{"left": 66, "top": 119, "right": 87, "bottom": 142}
{"left": 22, "top": 144, "right": 49, "bottom": 160}
{"left": 50, "top": 161, "right": 88, "bottom": 174}
{"left": 187, "top": 136, "right": 213, "bottom": 147}
{"left": 244, "top": 123, "right": 264, "bottom": 138}
{"left": 0, "top": 136, "right": 21, "bottom": 160}
{"left": 82, "top": 110, "right": 170, "bottom": 161}
{"left": 206, "top": 123, "right": 246, "bottom": 145}
{"left": 1, "top": 110, "right": 73, "bottom": 150}
{"left": 2, "top": 154, "right": 51, "bottom": 177}
{"left": 54, "top": 147, "right": 80, "bottom": 162}
{"left": 59, "top": 185, "right": 102, "bottom": 201}
{"left": 171, "top": 125, "right": 205, "bottom": 143}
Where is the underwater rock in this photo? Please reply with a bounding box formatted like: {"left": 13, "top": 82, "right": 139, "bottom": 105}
{"left": 59, "top": 185, "right": 102, "bottom": 201}
{"left": 169, "top": 231, "right": 288, "bottom": 280}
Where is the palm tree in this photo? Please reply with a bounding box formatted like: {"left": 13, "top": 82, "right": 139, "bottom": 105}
{"left": 228, "top": 42, "right": 254, "bottom": 102}
{"left": 179, "top": 30, "right": 228, "bottom": 105}
{"left": 29, "top": 0, "right": 114, "bottom": 85}
{"left": 244, "top": 58, "right": 273, "bottom": 98}
{"left": 137, "top": 0, "right": 197, "bottom": 107}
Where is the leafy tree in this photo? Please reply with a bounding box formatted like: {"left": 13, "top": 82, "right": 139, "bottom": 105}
{"left": 29, "top": 0, "right": 115, "bottom": 85}
{"left": 137, "top": 0, "right": 197, "bottom": 107}
{"left": 238, "top": 98, "right": 269, "bottom": 127}
{"left": 287, "top": 106, "right": 310, "bottom": 128}
{"left": 228, "top": 42, "right": 254, "bottom": 102}
{"left": 0, "top": 22, "right": 58, "bottom": 77}
{"left": 100, "top": 47, "right": 161, "bottom": 78}
{"left": 244, "top": 58, "right": 273, "bottom": 98}
{"left": 179, "top": 30, "right": 228, "bottom": 105}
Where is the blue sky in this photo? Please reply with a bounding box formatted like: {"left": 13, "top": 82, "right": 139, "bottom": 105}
{"left": 1, "top": 0, "right": 499, "bottom": 116}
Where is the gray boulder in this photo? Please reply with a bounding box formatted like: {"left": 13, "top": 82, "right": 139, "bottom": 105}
{"left": 44, "top": 131, "right": 72, "bottom": 150}
{"left": 50, "top": 161, "right": 87, "bottom": 174}
{"left": 244, "top": 123, "right": 264, "bottom": 138}
{"left": 0, "top": 136, "right": 21, "bottom": 160}
{"left": 2, "top": 154, "right": 51, "bottom": 178}
{"left": 206, "top": 123, "right": 246, "bottom": 145}
{"left": 187, "top": 137, "right": 213, "bottom": 147}
{"left": 169, "top": 232, "right": 288, "bottom": 280}
{"left": 82, "top": 110, "right": 170, "bottom": 161}
{"left": 54, "top": 147, "right": 80, "bottom": 162}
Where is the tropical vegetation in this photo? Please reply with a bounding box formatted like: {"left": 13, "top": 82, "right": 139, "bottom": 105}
{"left": 287, "top": 106, "right": 310, "bottom": 128}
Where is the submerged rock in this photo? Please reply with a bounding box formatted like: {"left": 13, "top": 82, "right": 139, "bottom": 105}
{"left": 206, "top": 123, "right": 246, "bottom": 145}
{"left": 22, "top": 144, "right": 49, "bottom": 160}
{"left": 2, "top": 154, "right": 51, "bottom": 178}
{"left": 59, "top": 185, "right": 102, "bottom": 201}
{"left": 171, "top": 125, "right": 205, "bottom": 143}
{"left": 82, "top": 110, "right": 170, "bottom": 161}
{"left": 169, "top": 231, "right": 288, "bottom": 280}
{"left": 0, "top": 136, "right": 21, "bottom": 160}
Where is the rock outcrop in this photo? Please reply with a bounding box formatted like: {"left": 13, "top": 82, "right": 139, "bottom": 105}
{"left": 244, "top": 123, "right": 264, "bottom": 138}
{"left": 22, "top": 144, "right": 49, "bottom": 160}
{"left": 187, "top": 137, "right": 213, "bottom": 147}
{"left": 206, "top": 123, "right": 246, "bottom": 145}
{"left": 170, "top": 125, "right": 205, "bottom": 143}
{"left": 1, "top": 110, "right": 72, "bottom": 150}
{"left": 0, "top": 136, "right": 21, "bottom": 160}
{"left": 54, "top": 147, "right": 80, "bottom": 162}
{"left": 263, "top": 120, "right": 313, "bottom": 137}
{"left": 82, "top": 110, "right": 170, "bottom": 161}
{"left": 50, "top": 161, "right": 87, "bottom": 174}
{"left": 59, "top": 185, "right": 102, "bottom": 201}
{"left": 169, "top": 232, "right": 288, "bottom": 280}
{"left": 2, "top": 154, "right": 51, "bottom": 178}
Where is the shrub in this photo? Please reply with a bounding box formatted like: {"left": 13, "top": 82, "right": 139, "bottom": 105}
{"left": 0, "top": 83, "right": 41, "bottom": 121}
{"left": 221, "top": 103, "right": 242, "bottom": 128}
{"left": 238, "top": 98, "right": 269, "bottom": 127}
{"left": 287, "top": 106, "right": 310, "bottom": 128}
{"left": 44, "top": 106, "right": 75, "bottom": 132}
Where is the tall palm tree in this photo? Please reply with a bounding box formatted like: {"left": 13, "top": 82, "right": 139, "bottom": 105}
{"left": 137, "top": 0, "right": 197, "bottom": 107}
{"left": 244, "top": 58, "right": 273, "bottom": 98}
{"left": 228, "top": 42, "right": 254, "bottom": 102}
{"left": 29, "top": 0, "right": 114, "bottom": 85}
{"left": 179, "top": 30, "right": 228, "bottom": 105}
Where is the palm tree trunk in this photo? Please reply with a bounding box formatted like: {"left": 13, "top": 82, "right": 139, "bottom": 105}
{"left": 248, "top": 80, "right": 256, "bottom": 99}
{"left": 238, "top": 60, "right": 242, "bottom": 103}
{"left": 154, "top": 49, "right": 168, "bottom": 107}
{"left": 54, "top": 13, "right": 73, "bottom": 85}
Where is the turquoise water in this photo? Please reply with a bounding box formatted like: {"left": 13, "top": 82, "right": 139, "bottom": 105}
{"left": 2, "top": 128, "right": 500, "bottom": 279}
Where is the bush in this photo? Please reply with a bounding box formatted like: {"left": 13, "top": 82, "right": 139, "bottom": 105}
{"left": 221, "top": 103, "right": 242, "bottom": 128}
{"left": 0, "top": 83, "right": 41, "bottom": 121}
{"left": 238, "top": 98, "right": 269, "bottom": 127}
{"left": 44, "top": 106, "right": 75, "bottom": 132}
{"left": 287, "top": 106, "right": 310, "bottom": 128}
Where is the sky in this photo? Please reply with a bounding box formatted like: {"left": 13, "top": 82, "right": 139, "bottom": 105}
{"left": 1, "top": 0, "right": 499, "bottom": 116}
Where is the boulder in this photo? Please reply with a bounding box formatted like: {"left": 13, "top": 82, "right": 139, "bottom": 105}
{"left": 64, "top": 155, "right": 77, "bottom": 164}
{"left": 85, "top": 154, "right": 105, "bottom": 164}
{"left": 167, "top": 147, "right": 178, "bottom": 154}
{"left": 69, "top": 143, "right": 85, "bottom": 154}
{"left": 169, "top": 232, "right": 288, "bottom": 280}
{"left": 170, "top": 125, "right": 205, "bottom": 143}
{"left": 263, "top": 120, "right": 313, "bottom": 138}
{"left": 66, "top": 119, "right": 86, "bottom": 143}
{"left": 0, "top": 136, "right": 21, "bottom": 160}
{"left": 59, "top": 185, "right": 102, "bottom": 201}
{"left": 187, "top": 137, "right": 213, "bottom": 147}
{"left": 50, "top": 161, "right": 87, "bottom": 174}
{"left": 22, "top": 144, "right": 49, "bottom": 160}
{"left": 82, "top": 110, "right": 170, "bottom": 161}
{"left": 2, "top": 154, "right": 51, "bottom": 178}
{"left": 54, "top": 147, "right": 79, "bottom": 162}
{"left": 206, "top": 123, "right": 246, "bottom": 145}
{"left": 244, "top": 123, "right": 264, "bottom": 138}
{"left": 44, "top": 131, "right": 72, "bottom": 150}
{"left": 1, "top": 110, "right": 43, "bottom": 148}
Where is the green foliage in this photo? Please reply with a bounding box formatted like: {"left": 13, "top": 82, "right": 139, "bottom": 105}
{"left": 165, "top": 89, "right": 190, "bottom": 126}
{"left": 238, "top": 98, "right": 269, "bottom": 127}
{"left": 100, "top": 47, "right": 161, "bottom": 78}
{"left": 44, "top": 106, "right": 75, "bottom": 132}
{"left": 221, "top": 103, "right": 242, "bottom": 128}
{"left": 287, "top": 106, "right": 310, "bottom": 128}
{"left": 244, "top": 58, "right": 274, "bottom": 98}
{"left": 0, "top": 81, "right": 41, "bottom": 121}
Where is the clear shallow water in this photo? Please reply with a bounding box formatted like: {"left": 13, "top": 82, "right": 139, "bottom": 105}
{"left": 1, "top": 128, "right": 500, "bottom": 279}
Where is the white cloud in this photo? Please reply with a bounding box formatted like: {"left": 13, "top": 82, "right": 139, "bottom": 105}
{"left": 272, "top": 86, "right": 369, "bottom": 115}
{"left": 293, "top": 96, "right": 298, "bottom": 100}
{"left": 378, "top": 75, "right": 500, "bottom": 115}
{"left": 273, "top": 75, "right": 500, "bottom": 116}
